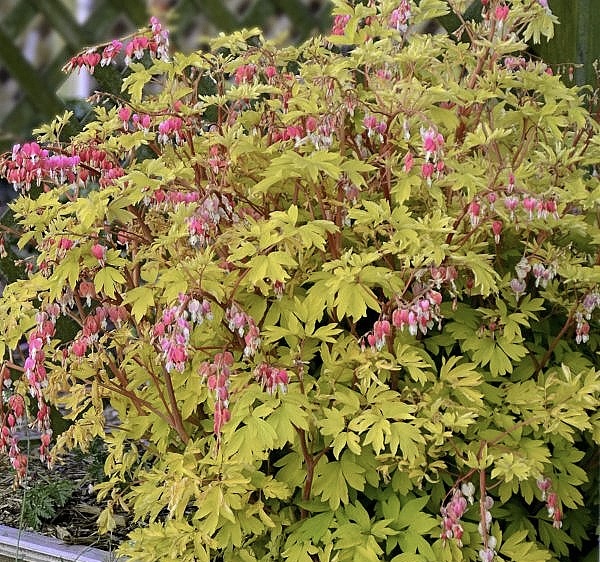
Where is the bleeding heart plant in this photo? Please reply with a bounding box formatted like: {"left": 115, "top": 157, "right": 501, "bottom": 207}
{"left": 0, "top": 1, "right": 598, "bottom": 561}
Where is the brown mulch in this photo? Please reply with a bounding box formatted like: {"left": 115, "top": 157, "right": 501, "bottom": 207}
{"left": 0, "top": 443, "right": 133, "bottom": 553}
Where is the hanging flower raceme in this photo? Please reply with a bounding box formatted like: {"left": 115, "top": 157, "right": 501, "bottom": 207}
{"left": 62, "top": 16, "right": 169, "bottom": 75}
{"left": 478, "top": 495, "right": 498, "bottom": 562}
{"left": 440, "top": 488, "right": 469, "bottom": 545}
{"left": 1, "top": 140, "right": 126, "bottom": 193}
{"left": 254, "top": 363, "right": 289, "bottom": 395}
{"left": 202, "top": 351, "right": 234, "bottom": 438}
{"left": 363, "top": 115, "right": 387, "bottom": 142}
{"left": 391, "top": 290, "right": 444, "bottom": 337}
{"left": 331, "top": 14, "right": 350, "bottom": 35}
{"left": 100, "top": 40, "right": 123, "bottom": 66}
{"left": 419, "top": 126, "right": 445, "bottom": 184}
{"left": 154, "top": 295, "right": 212, "bottom": 373}
{"left": 389, "top": 0, "right": 411, "bottom": 33}
{"left": 63, "top": 49, "right": 101, "bottom": 74}
{"left": 14, "top": 309, "right": 57, "bottom": 470}
{"left": 226, "top": 303, "right": 261, "bottom": 357}
{"left": 157, "top": 116, "right": 184, "bottom": 144}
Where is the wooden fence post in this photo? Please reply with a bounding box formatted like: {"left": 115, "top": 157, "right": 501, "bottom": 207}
{"left": 530, "top": 0, "right": 600, "bottom": 88}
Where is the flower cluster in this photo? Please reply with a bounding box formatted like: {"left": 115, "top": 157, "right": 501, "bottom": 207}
{"left": 76, "top": 145, "right": 123, "bottom": 187}
{"left": 187, "top": 193, "right": 234, "bottom": 248}
{"left": 451, "top": 174, "right": 562, "bottom": 254}
{"left": 0, "top": 391, "right": 28, "bottom": 484}
{"left": 2, "top": 142, "right": 55, "bottom": 191}
{"left": 363, "top": 115, "right": 387, "bottom": 142}
{"left": 254, "top": 363, "right": 289, "bottom": 395}
{"left": 331, "top": 14, "right": 350, "bottom": 36}
{"left": 581, "top": 291, "right": 599, "bottom": 319}
{"left": 420, "top": 126, "right": 445, "bottom": 184}
{"left": 151, "top": 188, "right": 236, "bottom": 248}
{"left": 152, "top": 189, "right": 200, "bottom": 207}
{"left": 500, "top": 192, "right": 558, "bottom": 222}
{"left": 574, "top": 313, "right": 590, "bottom": 344}
{"left": 207, "top": 145, "right": 229, "bottom": 175}
{"left": 149, "top": 15, "right": 170, "bottom": 59}
{"left": 536, "top": 477, "right": 563, "bottom": 529}
{"left": 430, "top": 265, "right": 458, "bottom": 290}
{"left": 478, "top": 495, "right": 497, "bottom": 562}
{"left": 364, "top": 289, "right": 444, "bottom": 351}
{"left": 503, "top": 56, "right": 527, "bottom": 71}
{"left": 440, "top": 486, "right": 470, "bottom": 545}
{"left": 62, "top": 49, "right": 101, "bottom": 74}
{"left": 393, "top": 290, "right": 444, "bottom": 336}
{"left": 234, "top": 64, "right": 257, "bottom": 85}
{"left": 494, "top": 4, "right": 509, "bottom": 23}
{"left": 573, "top": 292, "right": 599, "bottom": 344}
{"left": 70, "top": 303, "right": 129, "bottom": 359}
{"left": 331, "top": 2, "right": 413, "bottom": 38}
{"left": 366, "top": 319, "right": 391, "bottom": 351}
{"left": 531, "top": 261, "right": 557, "bottom": 288}
{"left": 100, "top": 39, "right": 123, "bottom": 67}
{"left": 468, "top": 200, "right": 482, "bottom": 227}
{"left": 157, "top": 116, "right": 184, "bottom": 144}
{"left": 313, "top": 115, "right": 338, "bottom": 151}
{"left": 187, "top": 298, "right": 213, "bottom": 324}
{"left": 64, "top": 16, "right": 169, "bottom": 74}
{"left": 1, "top": 141, "right": 127, "bottom": 193}
{"left": 226, "top": 303, "right": 261, "bottom": 357}
{"left": 23, "top": 310, "right": 57, "bottom": 467}
{"left": 124, "top": 109, "right": 153, "bottom": 132}
{"left": 157, "top": 309, "right": 189, "bottom": 373}
{"left": 91, "top": 242, "right": 106, "bottom": 265}
{"left": 124, "top": 36, "right": 154, "bottom": 65}
{"left": 509, "top": 254, "right": 559, "bottom": 301}
{"left": 389, "top": 1, "right": 411, "bottom": 33}
{"left": 201, "top": 351, "right": 234, "bottom": 437}
{"left": 154, "top": 296, "right": 212, "bottom": 373}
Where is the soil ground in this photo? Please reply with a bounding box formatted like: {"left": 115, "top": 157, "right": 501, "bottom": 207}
{"left": 0, "top": 444, "right": 132, "bottom": 553}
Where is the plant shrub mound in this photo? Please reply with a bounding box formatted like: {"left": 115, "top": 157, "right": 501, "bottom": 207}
{"left": 0, "top": 1, "right": 598, "bottom": 561}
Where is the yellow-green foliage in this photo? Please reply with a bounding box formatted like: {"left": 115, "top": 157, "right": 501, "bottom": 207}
{"left": 0, "top": 1, "right": 598, "bottom": 561}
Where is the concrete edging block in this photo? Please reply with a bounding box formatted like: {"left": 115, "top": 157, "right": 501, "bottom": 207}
{"left": 0, "top": 524, "right": 121, "bottom": 562}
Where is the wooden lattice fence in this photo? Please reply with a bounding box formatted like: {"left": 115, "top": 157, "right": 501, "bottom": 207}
{"left": 0, "top": 0, "right": 597, "bottom": 154}
{"left": 0, "top": 0, "right": 331, "bottom": 152}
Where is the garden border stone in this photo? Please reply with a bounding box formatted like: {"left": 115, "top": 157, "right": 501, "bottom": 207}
{"left": 0, "top": 524, "right": 121, "bottom": 562}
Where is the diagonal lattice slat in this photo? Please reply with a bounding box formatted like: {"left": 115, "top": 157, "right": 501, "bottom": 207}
{"left": 0, "top": 1, "right": 133, "bottom": 139}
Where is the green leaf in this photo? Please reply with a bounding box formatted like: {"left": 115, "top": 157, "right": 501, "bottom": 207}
{"left": 500, "top": 530, "right": 552, "bottom": 562}
{"left": 313, "top": 453, "right": 365, "bottom": 510}
{"left": 453, "top": 252, "right": 500, "bottom": 296}
{"left": 123, "top": 286, "right": 155, "bottom": 321}
{"left": 94, "top": 266, "right": 126, "bottom": 299}
{"left": 246, "top": 252, "right": 297, "bottom": 286}
{"left": 158, "top": 268, "right": 188, "bottom": 302}
{"left": 282, "top": 542, "right": 314, "bottom": 562}
{"left": 318, "top": 408, "right": 346, "bottom": 437}
{"left": 266, "top": 395, "right": 310, "bottom": 444}
{"left": 388, "top": 422, "right": 426, "bottom": 462}
{"left": 391, "top": 554, "right": 428, "bottom": 562}
{"left": 311, "top": 323, "right": 344, "bottom": 343}
{"left": 363, "top": 417, "right": 391, "bottom": 455}
{"left": 293, "top": 512, "right": 334, "bottom": 542}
